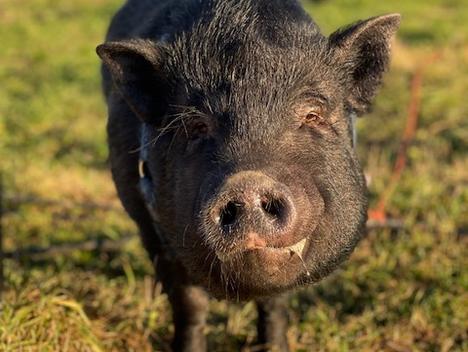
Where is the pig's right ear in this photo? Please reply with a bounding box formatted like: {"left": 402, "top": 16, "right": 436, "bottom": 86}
{"left": 329, "top": 14, "right": 401, "bottom": 115}
{"left": 96, "top": 39, "right": 170, "bottom": 122}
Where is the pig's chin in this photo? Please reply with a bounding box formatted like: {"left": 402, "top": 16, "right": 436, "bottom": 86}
{"left": 202, "top": 237, "right": 312, "bottom": 299}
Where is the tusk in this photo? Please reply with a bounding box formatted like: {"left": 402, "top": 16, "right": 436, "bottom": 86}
{"left": 286, "top": 237, "right": 307, "bottom": 256}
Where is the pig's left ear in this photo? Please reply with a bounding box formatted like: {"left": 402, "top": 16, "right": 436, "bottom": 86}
{"left": 329, "top": 14, "right": 401, "bottom": 115}
{"left": 96, "top": 39, "right": 170, "bottom": 123}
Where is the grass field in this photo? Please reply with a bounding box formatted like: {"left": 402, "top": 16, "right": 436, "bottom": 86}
{"left": 1, "top": 0, "right": 467, "bottom": 351}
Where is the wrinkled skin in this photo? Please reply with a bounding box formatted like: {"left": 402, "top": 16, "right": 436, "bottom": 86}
{"left": 97, "top": 0, "right": 399, "bottom": 350}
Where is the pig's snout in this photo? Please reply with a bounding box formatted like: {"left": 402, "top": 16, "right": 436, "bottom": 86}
{"left": 217, "top": 192, "right": 290, "bottom": 229}
{"left": 207, "top": 171, "right": 297, "bottom": 241}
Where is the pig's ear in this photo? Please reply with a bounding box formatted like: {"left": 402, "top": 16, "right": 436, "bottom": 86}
{"left": 329, "top": 14, "right": 401, "bottom": 115}
{"left": 96, "top": 39, "right": 170, "bottom": 122}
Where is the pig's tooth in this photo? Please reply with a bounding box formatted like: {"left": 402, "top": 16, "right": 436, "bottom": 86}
{"left": 287, "top": 237, "right": 307, "bottom": 256}
{"left": 287, "top": 238, "right": 310, "bottom": 276}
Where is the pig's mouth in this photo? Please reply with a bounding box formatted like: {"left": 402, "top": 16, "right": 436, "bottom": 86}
{"left": 209, "top": 233, "right": 312, "bottom": 296}
{"left": 215, "top": 235, "right": 309, "bottom": 265}
{"left": 193, "top": 234, "right": 312, "bottom": 299}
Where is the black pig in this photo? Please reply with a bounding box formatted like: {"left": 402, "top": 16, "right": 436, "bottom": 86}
{"left": 97, "top": 0, "right": 400, "bottom": 350}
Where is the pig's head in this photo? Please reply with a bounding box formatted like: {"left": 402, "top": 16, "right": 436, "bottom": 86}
{"left": 97, "top": 7, "right": 400, "bottom": 299}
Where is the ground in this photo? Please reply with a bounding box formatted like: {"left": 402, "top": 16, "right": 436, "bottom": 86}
{"left": 0, "top": 0, "right": 467, "bottom": 351}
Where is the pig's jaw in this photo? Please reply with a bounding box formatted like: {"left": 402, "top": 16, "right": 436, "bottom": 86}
{"left": 197, "top": 233, "right": 313, "bottom": 299}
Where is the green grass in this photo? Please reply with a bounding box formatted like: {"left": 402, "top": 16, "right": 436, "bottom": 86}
{"left": 1, "top": 0, "right": 467, "bottom": 351}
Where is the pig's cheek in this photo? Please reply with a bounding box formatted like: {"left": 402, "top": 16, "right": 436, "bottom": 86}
{"left": 172, "top": 161, "right": 205, "bottom": 231}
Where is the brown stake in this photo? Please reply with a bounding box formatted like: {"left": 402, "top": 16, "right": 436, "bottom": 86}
{"left": 369, "top": 52, "right": 441, "bottom": 222}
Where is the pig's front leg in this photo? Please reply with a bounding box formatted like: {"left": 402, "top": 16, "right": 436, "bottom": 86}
{"left": 157, "top": 260, "right": 209, "bottom": 352}
{"left": 256, "top": 295, "right": 290, "bottom": 351}
{"left": 169, "top": 284, "right": 209, "bottom": 352}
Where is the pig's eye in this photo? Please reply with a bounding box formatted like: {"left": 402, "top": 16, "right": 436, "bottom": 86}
{"left": 304, "top": 111, "right": 323, "bottom": 125}
{"left": 300, "top": 107, "right": 326, "bottom": 128}
{"left": 185, "top": 119, "right": 212, "bottom": 153}
{"left": 189, "top": 121, "right": 209, "bottom": 140}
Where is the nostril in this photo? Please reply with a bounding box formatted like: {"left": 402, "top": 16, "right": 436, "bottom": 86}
{"left": 219, "top": 201, "right": 242, "bottom": 228}
{"left": 260, "top": 195, "right": 286, "bottom": 221}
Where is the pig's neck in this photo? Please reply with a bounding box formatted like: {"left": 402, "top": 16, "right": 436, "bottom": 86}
{"left": 138, "top": 123, "right": 178, "bottom": 261}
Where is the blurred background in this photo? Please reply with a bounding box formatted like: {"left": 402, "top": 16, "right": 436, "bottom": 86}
{"left": 0, "top": 0, "right": 466, "bottom": 351}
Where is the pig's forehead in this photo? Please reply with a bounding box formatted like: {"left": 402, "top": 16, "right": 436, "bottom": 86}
{"left": 168, "top": 36, "right": 334, "bottom": 108}
{"left": 165, "top": 1, "right": 338, "bottom": 116}
{"left": 166, "top": 0, "right": 331, "bottom": 91}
